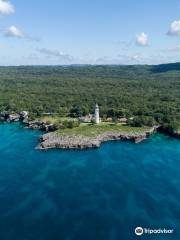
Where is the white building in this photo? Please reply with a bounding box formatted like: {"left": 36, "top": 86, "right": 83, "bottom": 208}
{"left": 94, "top": 104, "right": 100, "bottom": 124}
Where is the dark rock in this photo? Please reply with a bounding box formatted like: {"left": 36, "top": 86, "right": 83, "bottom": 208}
{"left": 19, "top": 111, "right": 28, "bottom": 120}
{"left": 9, "top": 114, "right": 20, "bottom": 122}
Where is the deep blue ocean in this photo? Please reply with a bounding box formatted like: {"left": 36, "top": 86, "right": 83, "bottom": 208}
{"left": 0, "top": 123, "right": 179, "bottom": 240}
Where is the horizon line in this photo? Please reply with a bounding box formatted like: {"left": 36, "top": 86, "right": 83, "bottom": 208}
{"left": 0, "top": 62, "right": 179, "bottom": 67}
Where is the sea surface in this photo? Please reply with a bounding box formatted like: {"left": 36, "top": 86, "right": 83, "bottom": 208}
{"left": 0, "top": 123, "right": 179, "bottom": 240}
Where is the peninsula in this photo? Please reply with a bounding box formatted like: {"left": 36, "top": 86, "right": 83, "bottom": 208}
{"left": 36, "top": 104, "right": 157, "bottom": 149}
{"left": 0, "top": 108, "right": 161, "bottom": 150}
{"left": 38, "top": 124, "right": 157, "bottom": 150}
{"left": 0, "top": 64, "right": 179, "bottom": 150}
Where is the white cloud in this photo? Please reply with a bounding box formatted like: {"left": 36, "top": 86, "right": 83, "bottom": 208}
{"left": 136, "top": 32, "right": 148, "bottom": 46}
{"left": 0, "top": 0, "right": 14, "bottom": 15}
{"left": 5, "top": 25, "right": 24, "bottom": 38}
{"left": 95, "top": 53, "right": 142, "bottom": 65}
{"left": 131, "top": 54, "right": 140, "bottom": 60}
{"left": 37, "top": 48, "right": 74, "bottom": 62}
{"left": 4, "top": 25, "right": 39, "bottom": 41}
{"left": 167, "top": 20, "right": 180, "bottom": 36}
{"left": 166, "top": 45, "right": 180, "bottom": 52}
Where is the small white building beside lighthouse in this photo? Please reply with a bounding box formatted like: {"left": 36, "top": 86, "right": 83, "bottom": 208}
{"left": 94, "top": 104, "right": 100, "bottom": 124}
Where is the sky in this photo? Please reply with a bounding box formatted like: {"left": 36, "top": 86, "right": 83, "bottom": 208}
{"left": 1, "top": 0, "right": 180, "bottom": 65}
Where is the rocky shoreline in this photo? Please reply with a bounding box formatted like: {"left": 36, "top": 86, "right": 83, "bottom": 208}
{"left": 0, "top": 111, "right": 179, "bottom": 150}
{"left": 38, "top": 127, "right": 158, "bottom": 150}
{"left": 25, "top": 120, "right": 57, "bottom": 132}
{"left": 0, "top": 111, "right": 28, "bottom": 123}
{"left": 0, "top": 112, "right": 57, "bottom": 132}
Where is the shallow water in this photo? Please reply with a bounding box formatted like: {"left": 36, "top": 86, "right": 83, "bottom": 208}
{"left": 0, "top": 123, "right": 179, "bottom": 240}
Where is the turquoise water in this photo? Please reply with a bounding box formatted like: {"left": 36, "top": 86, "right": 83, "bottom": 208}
{"left": 0, "top": 123, "right": 179, "bottom": 240}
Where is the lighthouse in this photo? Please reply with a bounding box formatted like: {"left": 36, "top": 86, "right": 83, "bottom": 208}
{"left": 94, "top": 104, "right": 100, "bottom": 124}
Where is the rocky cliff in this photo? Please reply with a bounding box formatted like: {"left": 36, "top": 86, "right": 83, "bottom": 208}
{"left": 38, "top": 127, "right": 157, "bottom": 150}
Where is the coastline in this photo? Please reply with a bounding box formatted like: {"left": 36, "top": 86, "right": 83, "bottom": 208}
{"left": 0, "top": 112, "right": 179, "bottom": 150}
{"left": 37, "top": 127, "right": 157, "bottom": 150}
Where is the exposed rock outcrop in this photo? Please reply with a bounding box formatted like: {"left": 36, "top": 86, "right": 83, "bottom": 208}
{"left": 38, "top": 127, "right": 157, "bottom": 150}
{"left": 26, "top": 120, "right": 56, "bottom": 132}
{"left": 0, "top": 111, "right": 28, "bottom": 122}
{"left": 158, "top": 126, "right": 180, "bottom": 139}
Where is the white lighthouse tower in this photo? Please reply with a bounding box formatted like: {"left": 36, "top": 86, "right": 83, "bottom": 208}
{"left": 94, "top": 104, "right": 100, "bottom": 124}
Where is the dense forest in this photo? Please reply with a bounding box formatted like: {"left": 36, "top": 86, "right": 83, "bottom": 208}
{"left": 0, "top": 63, "right": 179, "bottom": 129}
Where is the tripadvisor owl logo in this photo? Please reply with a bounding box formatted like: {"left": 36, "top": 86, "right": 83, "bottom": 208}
{"left": 135, "top": 227, "right": 143, "bottom": 236}
{"left": 135, "top": 226, "right": 174, "bottom": 236}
